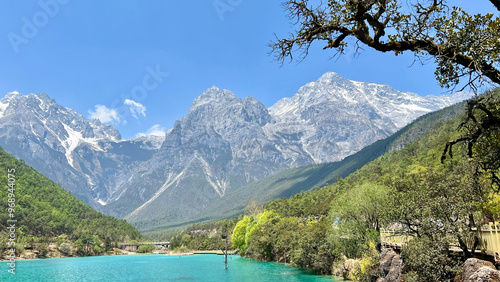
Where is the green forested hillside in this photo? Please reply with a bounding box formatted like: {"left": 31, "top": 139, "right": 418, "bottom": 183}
{"left": 143, "top": 100, "right": 467, "bottom": 238}
{"left": 0, "top": 147, "right": 142, "bottom": 257}
{"left": 228, "top": 90, "right": 500, "bottom": 280}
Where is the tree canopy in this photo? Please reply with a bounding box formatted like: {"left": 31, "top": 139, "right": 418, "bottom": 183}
{"left": 271, "top": 0, "right": 500, "bottom": 90}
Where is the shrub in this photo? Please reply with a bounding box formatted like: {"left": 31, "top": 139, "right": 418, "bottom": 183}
{"left": 137, "top": 244, "right": 155, "bottom": 253}
{"left": 402, "top": 237, "right": 460, "bottom": 282}
{"left": 58, "top": 242, "right": 73, "bottom": 255}
{"left": 351, "top": 241, "right": 380, "bottom": 282}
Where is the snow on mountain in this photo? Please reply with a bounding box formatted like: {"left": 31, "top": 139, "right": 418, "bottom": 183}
{"left": 0, "top": 92, "right": 155, "bottom": 208}
{"left": 265, "top": 72, "right": 472, "bottom": 163}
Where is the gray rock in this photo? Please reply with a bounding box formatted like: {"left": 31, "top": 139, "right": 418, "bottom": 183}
{"left": 456, "top": 258, "right": 500, "bottom": 282}
{"left": 378, "top": 248, "right": 404, "bottom": 282}
{"left": 467, "top": 266, "right": 500, "bottom": 282}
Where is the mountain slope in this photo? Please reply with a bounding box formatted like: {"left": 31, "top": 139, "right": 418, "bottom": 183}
{"left": 140, "top": 99, "right": 468, "bottom": 234}
{"left": 0, "top": 146, "right": 141, "bottom": 244}
{"left": 0, "top": 92, "right": 160, "bottom": 208}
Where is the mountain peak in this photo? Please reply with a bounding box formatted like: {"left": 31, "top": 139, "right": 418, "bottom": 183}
{"left": 191, "top": 86, "right": 239, "bottom": 109}
{"left": 1, "top": 91, "right": 21, "bottom": 103}
{"left": 316, "top": 71, "right": 350, "bottom": 84}
{"left": 319, "top": 71, "right": 341, "bottom": 79}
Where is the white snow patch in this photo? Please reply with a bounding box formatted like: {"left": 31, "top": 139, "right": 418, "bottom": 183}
{"left": 97, "top": 199, "right": 107, "bottom": 206}
{"left": 0, "top": 102, "right": 9, "bottom": 117}
{"left": 196, "top": 153, "right": 226, "bottom": 197}
{"left": 125, "top": 156, "right": 200, "bottom": 219}
{"left": 61, "top": 123, "right": 105, "bottom": 168}
{"left": 398, "top": 104, "right": 433, "bottom": 112}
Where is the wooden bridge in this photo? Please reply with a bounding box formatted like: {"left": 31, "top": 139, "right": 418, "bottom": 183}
{"left": 120, "top": 241, "right": 170, "bottom": 252}
{"left": 381, "top": 222, "right": 500, "bottom": 260}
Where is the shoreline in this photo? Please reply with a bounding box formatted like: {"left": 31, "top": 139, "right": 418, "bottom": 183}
{"left": 2, "top": 249, "right": 239, "bottom": 262}
{"left": 3, "top": 251, "right": 341, "bottom": 280}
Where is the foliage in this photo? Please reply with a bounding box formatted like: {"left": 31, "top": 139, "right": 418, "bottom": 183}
{"left": 288, "top": 219, "right": 335, "bottom": 274}
{"left": 443, "top": 89, "right": 500, "bottom": 189}
{"left": 34, "top": 242, "right": 49, "bottom": 258}
{"left": 74, "top": 234, "right": 103, "bottom": 256}
{"left": 351, "top": 241, "right": 380, "bottom": 282}
{"left": 327, "top": 182, "right": 387, "bottom": 260}
{"left": 331, "top": 182, "right": 388, "bottom": 232}
{"left": 272, "top": 1, "right": 500, "bottom": 90}
{"left": 173, "top": 245, "right": 188, "bottom": 254}
{"left": 387, "top": 160, "right": 487, "bottom": 258}
{"left": 137, "top": 244, "right": 155, "bottom": 253}
{"left": 168, "top": 218, "right": 238, "bottom": 251}
{"left": 58, "top": 242, "right": 73, "bottom": 255}
{"left": 231, "top": 216, "right": 249, "bottom": 250}
{"left": 402, "top": 237, "right": 460, "bottom": 282}
{"left": 231, "top": 207, "right": 334, "bottom": 273}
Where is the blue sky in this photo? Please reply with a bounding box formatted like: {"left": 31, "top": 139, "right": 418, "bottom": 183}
{"left": 0, "top": 1, "right": 496, "bottom": 139}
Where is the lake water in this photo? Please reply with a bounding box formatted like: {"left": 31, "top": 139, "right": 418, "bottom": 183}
{"left": 1, "top": 254, "right": 340, "bottom": 281}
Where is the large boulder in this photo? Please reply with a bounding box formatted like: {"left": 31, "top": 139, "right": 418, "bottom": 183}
{"left": 455, "top": 258, "right": 500, "bottom": 282}
{"left": 332, "top": 257, "right": 361, "bottom": 280}
{"left": 377, "top": 247, "right": 404, "bottom": 282}
{"left": 468, "top": 267, "right": 500, "bottom": 281}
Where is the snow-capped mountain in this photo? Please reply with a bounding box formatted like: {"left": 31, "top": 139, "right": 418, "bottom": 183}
{"left": 0, "top": 92, "right": 158, "bottom": 208}
{"left": 0, "top": 72, "right": 472, "bottom": 228}
{"left": 264, "top": 72, "right": 471, "bottom": 163}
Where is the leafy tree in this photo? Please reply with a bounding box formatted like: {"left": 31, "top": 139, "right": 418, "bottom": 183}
{"left": 289, "top": 219, "right": 334, "bottom": 274}
{"left": 331, "top": 182, "right": 389, "bottom": 233}
{"left": 387, "top": 159, "right": 489, "bottom": 259}
{"left": 328, "top": 182, "right": 387, "bottom": 259}
{"left": 271, "top": 0, "right": 500, "bottom": 89}
{"left": 137, "top": 244, "right": 155, "bottom": 253}
{"left": 442, "top": 88, "right": 500, "bottom": 188}
{"left": 232, "top": 216, "right": 250, "bottom": 250}
{"left": 402, "top": 236, "right": 460, "bottom": 282}
{"left": 58, "top": 242, "right": 73, "bottom": 256}
{"left": 245, "top": 210, "right": 282, "bottom": 261}
{"left": 273, "top": 216, "right": 299, "bottom": 263}
{"left": 351, "top": 241, "right": 380, "bottom": 282}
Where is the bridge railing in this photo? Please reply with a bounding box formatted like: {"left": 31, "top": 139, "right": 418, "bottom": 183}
{"left": 478, "top": 222, "right": 500, "bottom": 256}
{"left": 380, "top": 229, "right": 414, "bottom": 247}
{"left": 380, "top": 222, "right": 500, "bottom": 257}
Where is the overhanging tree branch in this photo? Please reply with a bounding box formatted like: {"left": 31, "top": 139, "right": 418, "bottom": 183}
{"left": 490, "top": 0, "right": 500, "bottom": 11}
{"left": 271, "top": 0, "right": 500, "bottom": 89}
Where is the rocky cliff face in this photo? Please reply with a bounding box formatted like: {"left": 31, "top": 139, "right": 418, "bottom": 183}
{"left": 0, "top": 91, "right": 159, "bottom": 208}
{"left": 0, "top": 73, "right": 472, "bottom": 229}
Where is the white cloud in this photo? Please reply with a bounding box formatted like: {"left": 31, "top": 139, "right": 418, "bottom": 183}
{"left": 124, "top": 99, "right": 146, "bottom": 119}
{"left": 135, "top": 124, "right": 166, "bottom": 138}
{"left": 88, "top": 105, "right": 120, "bottom": 124}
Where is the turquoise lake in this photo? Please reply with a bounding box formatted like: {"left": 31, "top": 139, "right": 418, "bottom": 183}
{"left": 0, "top": 254, "right": 340, "bottom": 281}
